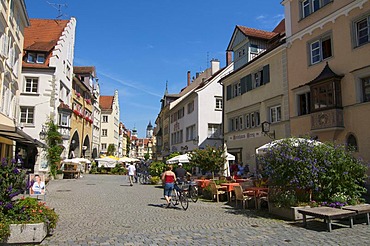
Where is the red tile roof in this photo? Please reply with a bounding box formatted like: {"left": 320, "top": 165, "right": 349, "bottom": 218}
{"left": 74, "top": 66, "right": 96, "bottom": 75}
{"left": 272, "top": 19, "right": 285, "bottom": 34}
{"left": 23, "top": 19, "right": 69, "bottom": 69}
{"left": 100, "top": 96, "right": 114, "bottom": 110}
{"left": 237, "top": 25, "right": 278, "bottom": 40}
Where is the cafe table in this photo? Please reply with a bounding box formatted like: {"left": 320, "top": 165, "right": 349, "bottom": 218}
{"left": 195, "top": 179, "right": 212, "bottom": 189}
{"left": 235, "top": 179, "right": 250, "bottom": 183}
{"left": 243, "top": 187, "right": 269, "bottom": 209}
{"left": 220, "top": 183, "right": 240, "bottom": 201}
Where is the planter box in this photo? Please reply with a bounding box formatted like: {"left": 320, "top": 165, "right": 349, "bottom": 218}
{"left": 56, "top": 173, "right": 64, "bottom": 179}
{"left": 269, "top": 202, "right": 313, "bottom": 221}
{"left": 4, "top": 223, "right": 47, "bottom": 244}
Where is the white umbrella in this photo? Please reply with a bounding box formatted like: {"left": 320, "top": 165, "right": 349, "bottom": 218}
{"left": 223, "top": 143, "right": 231, "bottom": 177}
{"left": 255, "top": 137, "right": 323, "bottom": 155}
{"left": 118, "top": 156, "right": 139, "bottom": 163}
{"left": 94, "top": 157, "right": 117, "bottom": 168}
{"left": 166, "top": 153, "right": 191, "bottom": 164}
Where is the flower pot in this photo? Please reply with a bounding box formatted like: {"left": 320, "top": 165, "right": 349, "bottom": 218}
{"left": 56, "top": 173, "right": 64, "bottom": 179}
{"left": 3, "top": 223, "right": 47, "bottom": 244}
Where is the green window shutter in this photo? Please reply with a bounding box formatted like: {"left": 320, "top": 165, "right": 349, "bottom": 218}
{"left": 226, "top": 85, "right": 232, "bottom": 100}
{"left": 263, "top": 64, "right": 270, "bottom": 84}
{"left": 246, "top": 74, "right": 252, "bottom": 91}
{"left": 240, "top": 76, "right": 247, "bottom": 94}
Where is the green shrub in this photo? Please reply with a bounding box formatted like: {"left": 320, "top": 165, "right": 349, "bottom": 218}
{"left": 149, "top": 161, "right": 166, "bottom": 177}
{"left": 150, "top": 176, "right": 160, "bottom": 185}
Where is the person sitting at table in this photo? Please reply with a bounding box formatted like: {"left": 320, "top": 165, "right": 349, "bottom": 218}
{"left": 237, "top": 162, "right": 245, "bottom": 176}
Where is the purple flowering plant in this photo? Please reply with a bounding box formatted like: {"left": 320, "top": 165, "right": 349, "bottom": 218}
{"left": 258, "top": 137, "right": 368, "bottom": 207}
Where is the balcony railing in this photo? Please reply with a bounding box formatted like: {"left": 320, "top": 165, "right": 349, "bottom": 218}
{"left": 58, "top": 125, "right": 71, "bottom": 140}
{"left": 311, "top": 108, "right": 344, "bottom": 131}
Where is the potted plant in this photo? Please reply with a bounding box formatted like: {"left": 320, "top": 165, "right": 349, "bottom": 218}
{"left": 0, "top": 158, "right": 59, "bottom": 243}
{"left": 56, "top": 169, "right": 64, "bottom": 179}
{"left": 258, "top": 137, "right": 368, "bottom": 220}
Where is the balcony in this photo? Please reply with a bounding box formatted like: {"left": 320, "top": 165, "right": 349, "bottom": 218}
{"left": 311, "top": 108, "right": 344, "bottom": 131}
{"left": 58, "top": 125, "right": 71, "bottom": 140}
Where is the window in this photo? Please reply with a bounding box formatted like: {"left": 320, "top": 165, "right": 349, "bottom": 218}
{"left": 26, "top": 53, "right": 45, "bottom": 63}
{"left": 102, "top": 116, "right": 108, "bottom": 123}
{"left": 20, "top": 106, "right": 34, "bottom": 124}
{"left": 187, "top": 101, "right": 194, "bottom": 114}
{"left": 102, "top": 129, "right": 108, "bottom": 137}
{"left": 347, "top": 134, "right": 358, "bottom": 152}
{"left": 178, "top": 107, "right": 184, "bottom": 119}
{"left": 208, "top": 124, "right": 221, "bottom": 138}
{"left": 355, "top": 16, "right": 370, "bottom": 46}
{"left": 312, "top": 83, "right": 334, "bottom": 110}
{"left": 215, "top": 97, "right": 222, "bottom": 110}
{"left": 239, "top": 116, "right": 244, "bottom": 130}
{"left": 101, "top": 143, "right": 107, "bottom": 150}
{"left": 301, "top": 0, "right": 332, "bottom": 19}
{"left": 186, "top": 125, "right": 196, "bottom": 141}
{"left": 270, "top": 105, "right": 282, "bottom": 123}
{"left": 244, "top": 112, "right": 260, "bottom": 128}
{"left": 298, "top": 92, "right": 311, "bottom": 115}
{"left": 24, "top": 77, "right": 38, "bottom": 93}
{"left": 59, "top": 113, "right": 69, "bottom": 127}
{"left": 362, "top": 77, "right": 370, "bottom": 102}
{"left": 310, "top": 36, "right": 332, "bottom": 64}
{"left": 245, "top": 114, "right": 250, "bottom": 129}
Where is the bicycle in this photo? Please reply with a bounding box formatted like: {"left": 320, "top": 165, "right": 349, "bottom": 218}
{"left": 138, "top": 171, "right": 151, "bottom": 184}
{"left": 170, "top": 182, "right": 189, "bottom": 210}
{"left": 187, "top": 180, "right": 199, "bottom": 203}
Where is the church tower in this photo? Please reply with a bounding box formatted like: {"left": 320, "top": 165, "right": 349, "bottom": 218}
{"left": 146, "top": 121, "right": 153, "bottom": 138}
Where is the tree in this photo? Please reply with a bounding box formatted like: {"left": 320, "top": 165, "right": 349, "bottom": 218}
{"left": 45, "top": 120, "right": 63, "bottom": 178}
{"left": 107, "top": 144, "right": 116, "bottom": 156}
{"left": 189, "top": 146, "right": 226, "bottom": 179}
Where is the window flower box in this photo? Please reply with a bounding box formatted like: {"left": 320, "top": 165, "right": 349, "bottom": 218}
{"left": 73, "top": 109, "right": 79, "bottom": 116}
{"left": 85, "top": 99, "right": 91, "bottom": 105}
{"left": 76, "top": 92, "right": 81, "bottom": 98}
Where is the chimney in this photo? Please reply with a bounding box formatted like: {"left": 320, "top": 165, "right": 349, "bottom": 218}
{"left": 226, "top": 51, "right": 232, "bottom": 66}
{"left": 211, "top": 59, "right": 220, "bottom": 75}
{"left": 187, "top": 71, "right": 191, "bottom": 86}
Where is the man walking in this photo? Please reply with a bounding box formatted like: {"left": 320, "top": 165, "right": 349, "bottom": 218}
{"left": 127, "top": 162, "right": 136, "bottom": 186}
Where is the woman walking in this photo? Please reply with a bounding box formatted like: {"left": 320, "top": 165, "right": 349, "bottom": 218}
{"left": 161, "top": 165, "right": 176, "bottom": 208}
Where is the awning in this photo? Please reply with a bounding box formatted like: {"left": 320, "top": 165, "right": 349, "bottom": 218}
{"left": 0, "top": 122, "right": 45, "bottom": 148}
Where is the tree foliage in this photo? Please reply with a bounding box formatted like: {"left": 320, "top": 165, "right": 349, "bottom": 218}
{"left": 189, "top": 146, "right": 226, "bottom": 178}
{"left": 107, "top": 144, "right": 116, "bottom": 156}
{"left": 45, "top": 120, "right": 63, "bottom": 178}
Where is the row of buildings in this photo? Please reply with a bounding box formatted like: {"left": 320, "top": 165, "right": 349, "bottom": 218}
{"left": 154, "top": 0, "right": 370, "bottom": 179}
{"left": 0, "top": 1, "right": 154, "bottom": 173}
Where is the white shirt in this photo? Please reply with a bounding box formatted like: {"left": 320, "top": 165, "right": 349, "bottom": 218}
{"left": 127, "top": 164, "right": 136, "bottom": 176}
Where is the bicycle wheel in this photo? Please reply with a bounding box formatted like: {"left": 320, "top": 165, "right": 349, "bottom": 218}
{"left": 179, "top": 192, "right": 189, "bottom": 210}
{"left": 170, "top": 189, "right": 179, "bottom": 206}
{"left": 139, "top": 175, "right": 145, "bottom": 184}
{"left": 190, "top": 186, "right": 198, "bottom": 203}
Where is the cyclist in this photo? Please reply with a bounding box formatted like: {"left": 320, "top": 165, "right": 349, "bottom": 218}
{"left": 174, "top": 163, "right": 191, "bottom": 184}
{"left": 161, "top": 165, "right": 176, "bottom": 208}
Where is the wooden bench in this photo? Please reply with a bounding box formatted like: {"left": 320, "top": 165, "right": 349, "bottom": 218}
{"left": 298, "top": 207, "right": 356, "bottom": 232}
{"left": 342, "top": 204, "right": 370, "bottom": 225}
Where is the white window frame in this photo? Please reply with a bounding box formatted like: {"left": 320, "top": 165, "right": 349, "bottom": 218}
{"left": 215, "top": 97, "right": 222, "bottom": 110}
{"left": 309, "top": 35, "right": 332, "bottom": 65}
{"left": 102, "top": 129, "right": 108, "bottom": 137}
{"left": 355, "top": 16, "right": 370, "bottom": 47}
{"left": 24, "top": 77, "right": 38, "bottom": 93}
{"left": 270, "top": 105, "right": 282, "bottom": 123}
{"left": 102, "top": 115, "right": 108, "bottom": 123}
{"left": 59, "top": 113, "right": 69, "bottom": 127}
{"left": 20, "top": 106, "right": 34, "bottom": 124}
{"left": 208, "top": 124, "right": 221, "bottom": 138}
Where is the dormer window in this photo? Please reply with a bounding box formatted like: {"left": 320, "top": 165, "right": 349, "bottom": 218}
{"left": 27, "top": 52, "right": 45, "bottom": 64}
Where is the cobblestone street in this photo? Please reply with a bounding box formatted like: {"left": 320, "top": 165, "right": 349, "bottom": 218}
{"left": 40, "top": 175, "right": 370, "bottom": 246}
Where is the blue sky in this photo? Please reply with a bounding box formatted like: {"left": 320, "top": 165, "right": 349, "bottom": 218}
{"left": 25, "top": 0, "right": 284, "bottom": 138}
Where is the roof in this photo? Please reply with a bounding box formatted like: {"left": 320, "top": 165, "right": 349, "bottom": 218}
{"left": 237, "top": 25, "right": 278, "bottom": 40}
{"left": 306, "top": 63, "right": 343, "bottom": 85}
{"left": 74, "top": 66, "right": 96, "bottom": 75}
{"left": 272, "top": 19, "right": 285, "bottom": 34}
{"left": 23, "top": 18, "right": 69, "bottom": 68}
{"left": 99, "top": 96, "right": 114, "bottom": 110}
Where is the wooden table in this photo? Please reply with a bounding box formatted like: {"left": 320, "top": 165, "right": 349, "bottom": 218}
{"left": 220, "top": 183, "right": 240, "bottom": 201}
{"left": 342, "top": 204, "right": 370, "bottom": 225}
{"left": 235, "top": 179, "right": 250, "bottom": 183}
{"left": 298, "top": 207, "right": 356, "bottom": 232}
{"left": 244, "top": 187, "right": 268, "bottom": 197}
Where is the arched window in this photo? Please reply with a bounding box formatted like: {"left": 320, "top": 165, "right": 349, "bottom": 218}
{"left": 347, "top": 134, "right": 358, "bottom": 152}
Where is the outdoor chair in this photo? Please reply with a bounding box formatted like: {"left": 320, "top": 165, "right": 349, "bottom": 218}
{"left": 209, "top": 181, "right": 227, "bottom": 202}
{"left": 234, "top": 185, "right": 253, "bottom": 209}
{"left": 257, "top": 190, "right": 268, "bottom": 209}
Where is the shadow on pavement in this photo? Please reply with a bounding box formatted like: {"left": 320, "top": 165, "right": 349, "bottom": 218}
{"left": 148, "top": 203, "right": 183, "bottom": 210}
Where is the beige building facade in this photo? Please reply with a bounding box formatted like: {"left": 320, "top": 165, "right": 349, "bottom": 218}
{"left": 222, "top": 23, "right": 289, "bottom": 173}
{"left": 283, "top": 0, "right": 370, "bottom": 176}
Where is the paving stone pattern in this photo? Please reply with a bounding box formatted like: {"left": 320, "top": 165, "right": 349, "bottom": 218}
{"left": 41, "top": 175, "right": 370, "bottom": 246}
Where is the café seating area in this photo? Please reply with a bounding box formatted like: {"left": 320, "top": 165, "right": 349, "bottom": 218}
{"left": 195, "top": 175, "right": 269, "bottom": 210}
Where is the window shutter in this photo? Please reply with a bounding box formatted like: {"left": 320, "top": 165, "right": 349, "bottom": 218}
{"left": 226, "top": 85, "right": 232, "bottom": 100}
{"left": 263, "top": 65, "right": 270, "bottom": 84}
{"left": 240, "top": 76, "right": 247, "bottom": 94}
{"left": 246, "top": 74, "right": 252, "bottom": 91}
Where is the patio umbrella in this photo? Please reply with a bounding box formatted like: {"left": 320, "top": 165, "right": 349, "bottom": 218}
{"left": 166, "top": 153, "right": 191, "bottom": 164}
{"left": 118, "top": 157, "right": 140, "bottom": 163}
{"left": 94, "top": 157, "right": 117, "bottom": 168}
{"left": 255, "top": 137, "right": 323, "bottom": 155}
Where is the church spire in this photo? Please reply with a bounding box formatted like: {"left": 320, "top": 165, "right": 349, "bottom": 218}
{"left": 164, "top": 80, "right": 168, "bottom": 95}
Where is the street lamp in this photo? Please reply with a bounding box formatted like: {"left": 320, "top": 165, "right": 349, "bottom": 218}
{"left": 261, "top": 121, "right": 275, "bottom": 139}
{"left": 39, "top": 125, "right": 47, "bottom": 140}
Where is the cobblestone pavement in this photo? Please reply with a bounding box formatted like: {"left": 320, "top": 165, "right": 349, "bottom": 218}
{"left": 40, "top": 175, "right": 370, "bottom": 246}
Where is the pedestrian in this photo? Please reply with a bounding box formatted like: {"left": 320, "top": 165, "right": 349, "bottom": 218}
{"left": 32, "top": 174, "right": 45, "bottom": 195}
{"left": 127, "top": 162, "right": 136, "bottom": 186}
{"left": 161, "top": 165, "right": 176, "bottom": 208}
{"left": 174, "top": 163, "right": 191, "bottom": 183}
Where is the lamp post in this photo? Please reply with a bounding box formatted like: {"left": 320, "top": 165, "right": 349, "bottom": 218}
{"left": 39, "top": 125, "right": 47, "bottom": 140}
{"left": 261, "top": 121, "right": 275, "bottom": 139}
